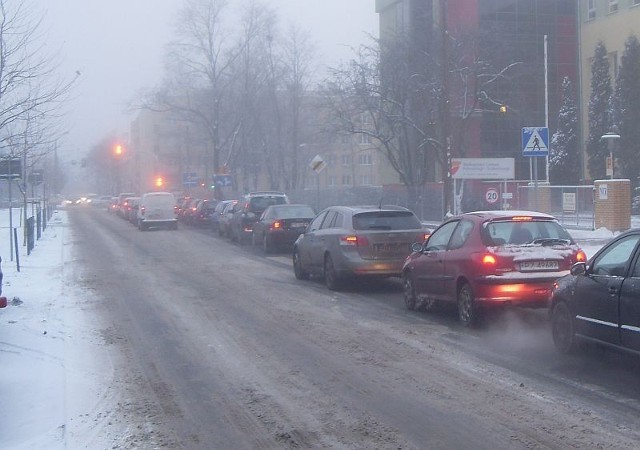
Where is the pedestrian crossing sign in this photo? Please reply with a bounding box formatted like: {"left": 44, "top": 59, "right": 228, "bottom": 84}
{"left": 522, "top": 127, "right": 549, "bottom": 157}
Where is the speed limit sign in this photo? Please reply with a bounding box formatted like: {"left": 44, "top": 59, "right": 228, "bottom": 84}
{"left": 485, "top": 188, "right": 499, "bottom": 204}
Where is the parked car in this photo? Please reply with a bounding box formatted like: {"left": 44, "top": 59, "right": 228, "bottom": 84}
{"left": 550, "top": 229, "right": 640, "bottom": 355}
{"left": 292, "top": 205, "right": 428, "bottom": 290}
{"left": 211, "top": 200, "right": 234, "bottom": 234}
{"left": 116, "top": 192, "right": 136, "bottom": 218}
{"left": 137, "top": 191, "right": 178, "bottom": 231}
{"left": 218, "top": 200, "right": 239, "bottom": 237}
{"left": 252, "top": 204, "right": 315, "bottom": 253}
{"left": 182, "top": 198, "right": 201, "bottom": 225}
{"left": 121, "top": 196, "right": 139, "bottom": 222}
{"left": 229, "top": 191, "right": 289, "bottom": 243}
{"left": 192, "top": 199, "right": 218, "bottom": 227}
{"left": 126, "top": 197, "right": 141, "bottom": 224}
{"left": 402, "top": 210, "right": 587, "bottom": 327}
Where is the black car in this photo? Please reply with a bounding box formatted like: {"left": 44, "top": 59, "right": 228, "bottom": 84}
{"left": 192, "top": 199, "right": 218, "bottom": 227}
{"left": 251, "top": 204, "right": 315, "bottom": 253}
{"left": 550, "top": 229, "right": 640, "bottom": 355}
{"left": 228, "top": 191, "right": 289, "bottom": 244}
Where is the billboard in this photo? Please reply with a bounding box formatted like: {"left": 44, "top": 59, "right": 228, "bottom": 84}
{"left": 450, "top": 158, "right": 515, "bottom": 180}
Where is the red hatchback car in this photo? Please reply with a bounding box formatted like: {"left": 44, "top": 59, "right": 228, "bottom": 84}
{"left": 402, "top": 210, "right": 586, "bottom": 326}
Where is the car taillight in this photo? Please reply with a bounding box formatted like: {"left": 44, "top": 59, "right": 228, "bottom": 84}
{"left": 423, "top": 233, "right": 430, "bottom": 241}
{"left": 339, "top": 235, "right": 370, "bottom": 246}
{"left": 270, "top": 220, "right": 282, "bottom": 230}
{"left": 482, "top": 254, "right": 497, "bottom": 266}
{"left": 575, "top": 249, "right": 586, "bottom": 262}
{"left": 140, "top": 206, "right": 145, "bottom": 216}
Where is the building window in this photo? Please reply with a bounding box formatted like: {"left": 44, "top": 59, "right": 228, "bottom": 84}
{"left": 341, "top": 154, "right": 352, "bottom": 166}
{"left": 588, "top": 0, "right": 596, "bottom": 19}
{"left": 339, "top": 134, "right": 351, "bottom": 144}
{"left": 327, "top": 176, "right": 336, "bottom": 186}
{"left": 342, "top": 175, "right": 351, "bottom": 185}
{"left": 359, "top": 133, "right": 371, "bottom": 145}
{"left": 359, "top": 175, "right": 371, "bottom": 186}
{"left": 608, "top": 0, "right": 618, "bottom": 13}
{"left": 358, "top": 153, "right": 373, "bottom": 165}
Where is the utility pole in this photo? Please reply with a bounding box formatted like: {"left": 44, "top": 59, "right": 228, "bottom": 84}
{"left": 440, "top": 0, "right": 452, "bottom": 217}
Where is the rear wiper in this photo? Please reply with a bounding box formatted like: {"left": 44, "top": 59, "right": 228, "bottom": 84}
{"left": 531, "top": 238, "right": 570, "bottom": 246}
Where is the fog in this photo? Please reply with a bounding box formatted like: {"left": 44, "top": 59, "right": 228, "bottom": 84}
{"left": 33, "top": 0, "right": 378, "bottom": 173}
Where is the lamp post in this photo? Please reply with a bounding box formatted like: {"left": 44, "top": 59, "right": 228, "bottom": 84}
{"left": 601, "top": 127, "right": 620, "bottom": 179}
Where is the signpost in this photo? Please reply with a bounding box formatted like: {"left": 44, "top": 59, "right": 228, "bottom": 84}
{"left": 309, "top": 155, "right": 326, "bottom": 210}
{"left": 213, "top": 174, "right": 233, "bottom": 188}
{"left": 522, "top": 127, "right": 550, "bottom": 210}
{"left": 182, "top": 172, "right": 198, "bottom": 187}
{"left": 450, "top": 158, "right": 515, "bottom": 214}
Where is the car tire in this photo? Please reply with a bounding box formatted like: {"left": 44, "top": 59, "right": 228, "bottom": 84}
{"left": 293, "top": 249, "right": 309, "bottom": 280}
{"left": 251, "top": 231, "right": 257, "bottom": 247}
{"left": 324, "top": 254, "right": 342, "bottom": 291}
{"left": 457, "top": 282, "right": 477, "bottom": 327}
{"left": 551, "top": 301, "right": 578, "bottom": 354}
{"left": 263, "top": 234, "right": 273, "bottom": 254}
{"left": 402, "top": 272, "right": 418, "bottom": 311}
{"left": 138, "top": 220, "right": 147, "bottom": 231}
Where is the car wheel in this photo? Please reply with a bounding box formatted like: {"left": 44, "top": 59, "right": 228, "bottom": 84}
{"left": 402, "top": 272, "right": 418, "bottom": 311}
{"left": 218, "top": 226, "right": 225, "bottom": 237}
{"left": 138, "top": 220, "right": 146, "bottom": 231}
{"left": 324, "top": 254, "right": 342, "bottom": 291}
{"left": 263, "top": 234, "right": 273, "bottom": 254}
{"left": 293, "top": 249, "right": 309, "bottom": 280}
{"left": 457, "top": 282, "right": 477, "bottom": 327}
{"left": 551, "top": 301, "right": 578, "bottom": 354}
{"left": 251, "top": 232, "right": 257, "bottom": 246}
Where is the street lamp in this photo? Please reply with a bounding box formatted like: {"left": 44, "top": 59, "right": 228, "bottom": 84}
{"left": 601, "top": 127, "right": 620, "bottom": 179}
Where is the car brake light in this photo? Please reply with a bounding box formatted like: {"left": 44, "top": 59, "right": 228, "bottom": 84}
{"left": 423, "top": 233, "right": 431, "bottom": 241}
{"left": 482, "top": 254, "right": 497, "bottom": 266}
{"left": 576, "top": 249, "right": 586, "bottom": 262}
{"left": 270, "top": 220, "right": 282, "bottom": 230}
{"left": 340, "top": 235, "right": 369, "bottom": 246}
{"left": 511, "top": 216, "right": 533, "bottom": 221}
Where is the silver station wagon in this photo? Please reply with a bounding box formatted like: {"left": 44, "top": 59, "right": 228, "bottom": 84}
{"left": 292, "top": 205, "right": 429, "bottom": 290}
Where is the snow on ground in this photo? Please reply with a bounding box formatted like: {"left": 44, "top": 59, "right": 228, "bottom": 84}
{"left": 0, "top": 206, "right": 631, "bottom": 448}
{"left": 0, "top": 208, "right": 126, "bottom": 449}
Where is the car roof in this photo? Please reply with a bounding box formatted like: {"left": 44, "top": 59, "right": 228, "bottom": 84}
{"left": 457, "top": 210, "right": 557, "bottom": 221}
{"left": 326, "top": 205, "right": 412, "bottom": 214}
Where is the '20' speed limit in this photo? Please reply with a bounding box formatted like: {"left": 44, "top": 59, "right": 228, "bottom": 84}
{"left": 485, "top": 188, "right": 499, "bottom": 204}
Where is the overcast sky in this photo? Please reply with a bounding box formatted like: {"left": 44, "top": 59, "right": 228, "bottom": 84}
{"left": 33, "top": 0, "right": 378, "bottom": 162}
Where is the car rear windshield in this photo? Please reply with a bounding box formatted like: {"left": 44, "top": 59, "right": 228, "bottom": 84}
{"left": 143, "top": 195, "right": 175, "bottom": 208}
{"left": 249, "top": 196, "right": 287, "bottom": 213}
{"left": 352, "top": 211, "right": 422, "bottom": 231}
{"left": 483, "top": 219, "right": 574, "bottom": 246}
{"left": 273, "top": 206, "right": 315, "bottom": 218}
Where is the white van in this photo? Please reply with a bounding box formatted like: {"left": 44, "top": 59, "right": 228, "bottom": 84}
{"left": 137, "top": 192, "right": 178, "bottom": 231}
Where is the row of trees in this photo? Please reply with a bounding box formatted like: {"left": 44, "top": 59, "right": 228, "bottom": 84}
{"left": 0, "top": 0, "right": 78, "bottom": 197}
{"left": 561, "top": 35, "right": 640, "bottom": 186}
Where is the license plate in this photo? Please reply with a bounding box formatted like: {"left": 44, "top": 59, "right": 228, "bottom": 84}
{"left": 291, "top": 222, "right": 307, "bottom": 228}
{"left": 519, "top": 260, "right": 559, "bottom": 271}
{"left": 373, "top": 243, "right": 403, "bottom": 252}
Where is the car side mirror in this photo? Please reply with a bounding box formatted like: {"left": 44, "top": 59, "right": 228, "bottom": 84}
{"left": 570, "top": 262, "right": 586, "bottom": 276}
{"left": 411, "top": 242, "right": 424, "bottom": 253}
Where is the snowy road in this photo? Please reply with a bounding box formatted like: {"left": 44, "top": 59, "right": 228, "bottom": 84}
{"left": 4, "top": 207, "right": 640, "bottom": 449}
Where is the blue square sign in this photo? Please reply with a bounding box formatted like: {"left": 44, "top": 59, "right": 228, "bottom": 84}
{"left": 522, "top": 127, "right": 549, "bottom": 157}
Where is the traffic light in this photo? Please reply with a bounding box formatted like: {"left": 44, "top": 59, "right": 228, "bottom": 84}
{"left": 155, "top": 176, "right": 164, "bottom": 188}
{"left": 114, "top": 144, "right": 124, "bottom": 156}
{"left": 499, "top": 104, "right": 508, "bottom": 114}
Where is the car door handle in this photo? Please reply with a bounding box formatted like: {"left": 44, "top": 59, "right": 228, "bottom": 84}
{"left": 608, "top": 286, "right": 618, "bottom": 295}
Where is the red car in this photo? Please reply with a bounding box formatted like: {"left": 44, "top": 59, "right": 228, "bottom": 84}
{"left": 401, "top": 211, "right": 586, "bottom": 326}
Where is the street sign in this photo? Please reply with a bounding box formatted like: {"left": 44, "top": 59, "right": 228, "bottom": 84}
{"left": 213, "top": 174, "right": 233, "bottom": 187}
{"left": 0, "top": 157, "right": 22, "bottom": 179}
{"left": 485, "top": 188, "right": 499, "bottom": 204}
{"left": 450, "top": 158, "right": 514, "bottom": 180}
{"left": 309, "top": 154, "right": 327, "bottom": 174}
{"left": 522, "top": 127, "right": 549, "bottom": 157}
{"left": 606, "top": 156, "right": 613, "bottom": 177}
{"left": 182, "top": 172, "right": 198, "bottom": 187}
